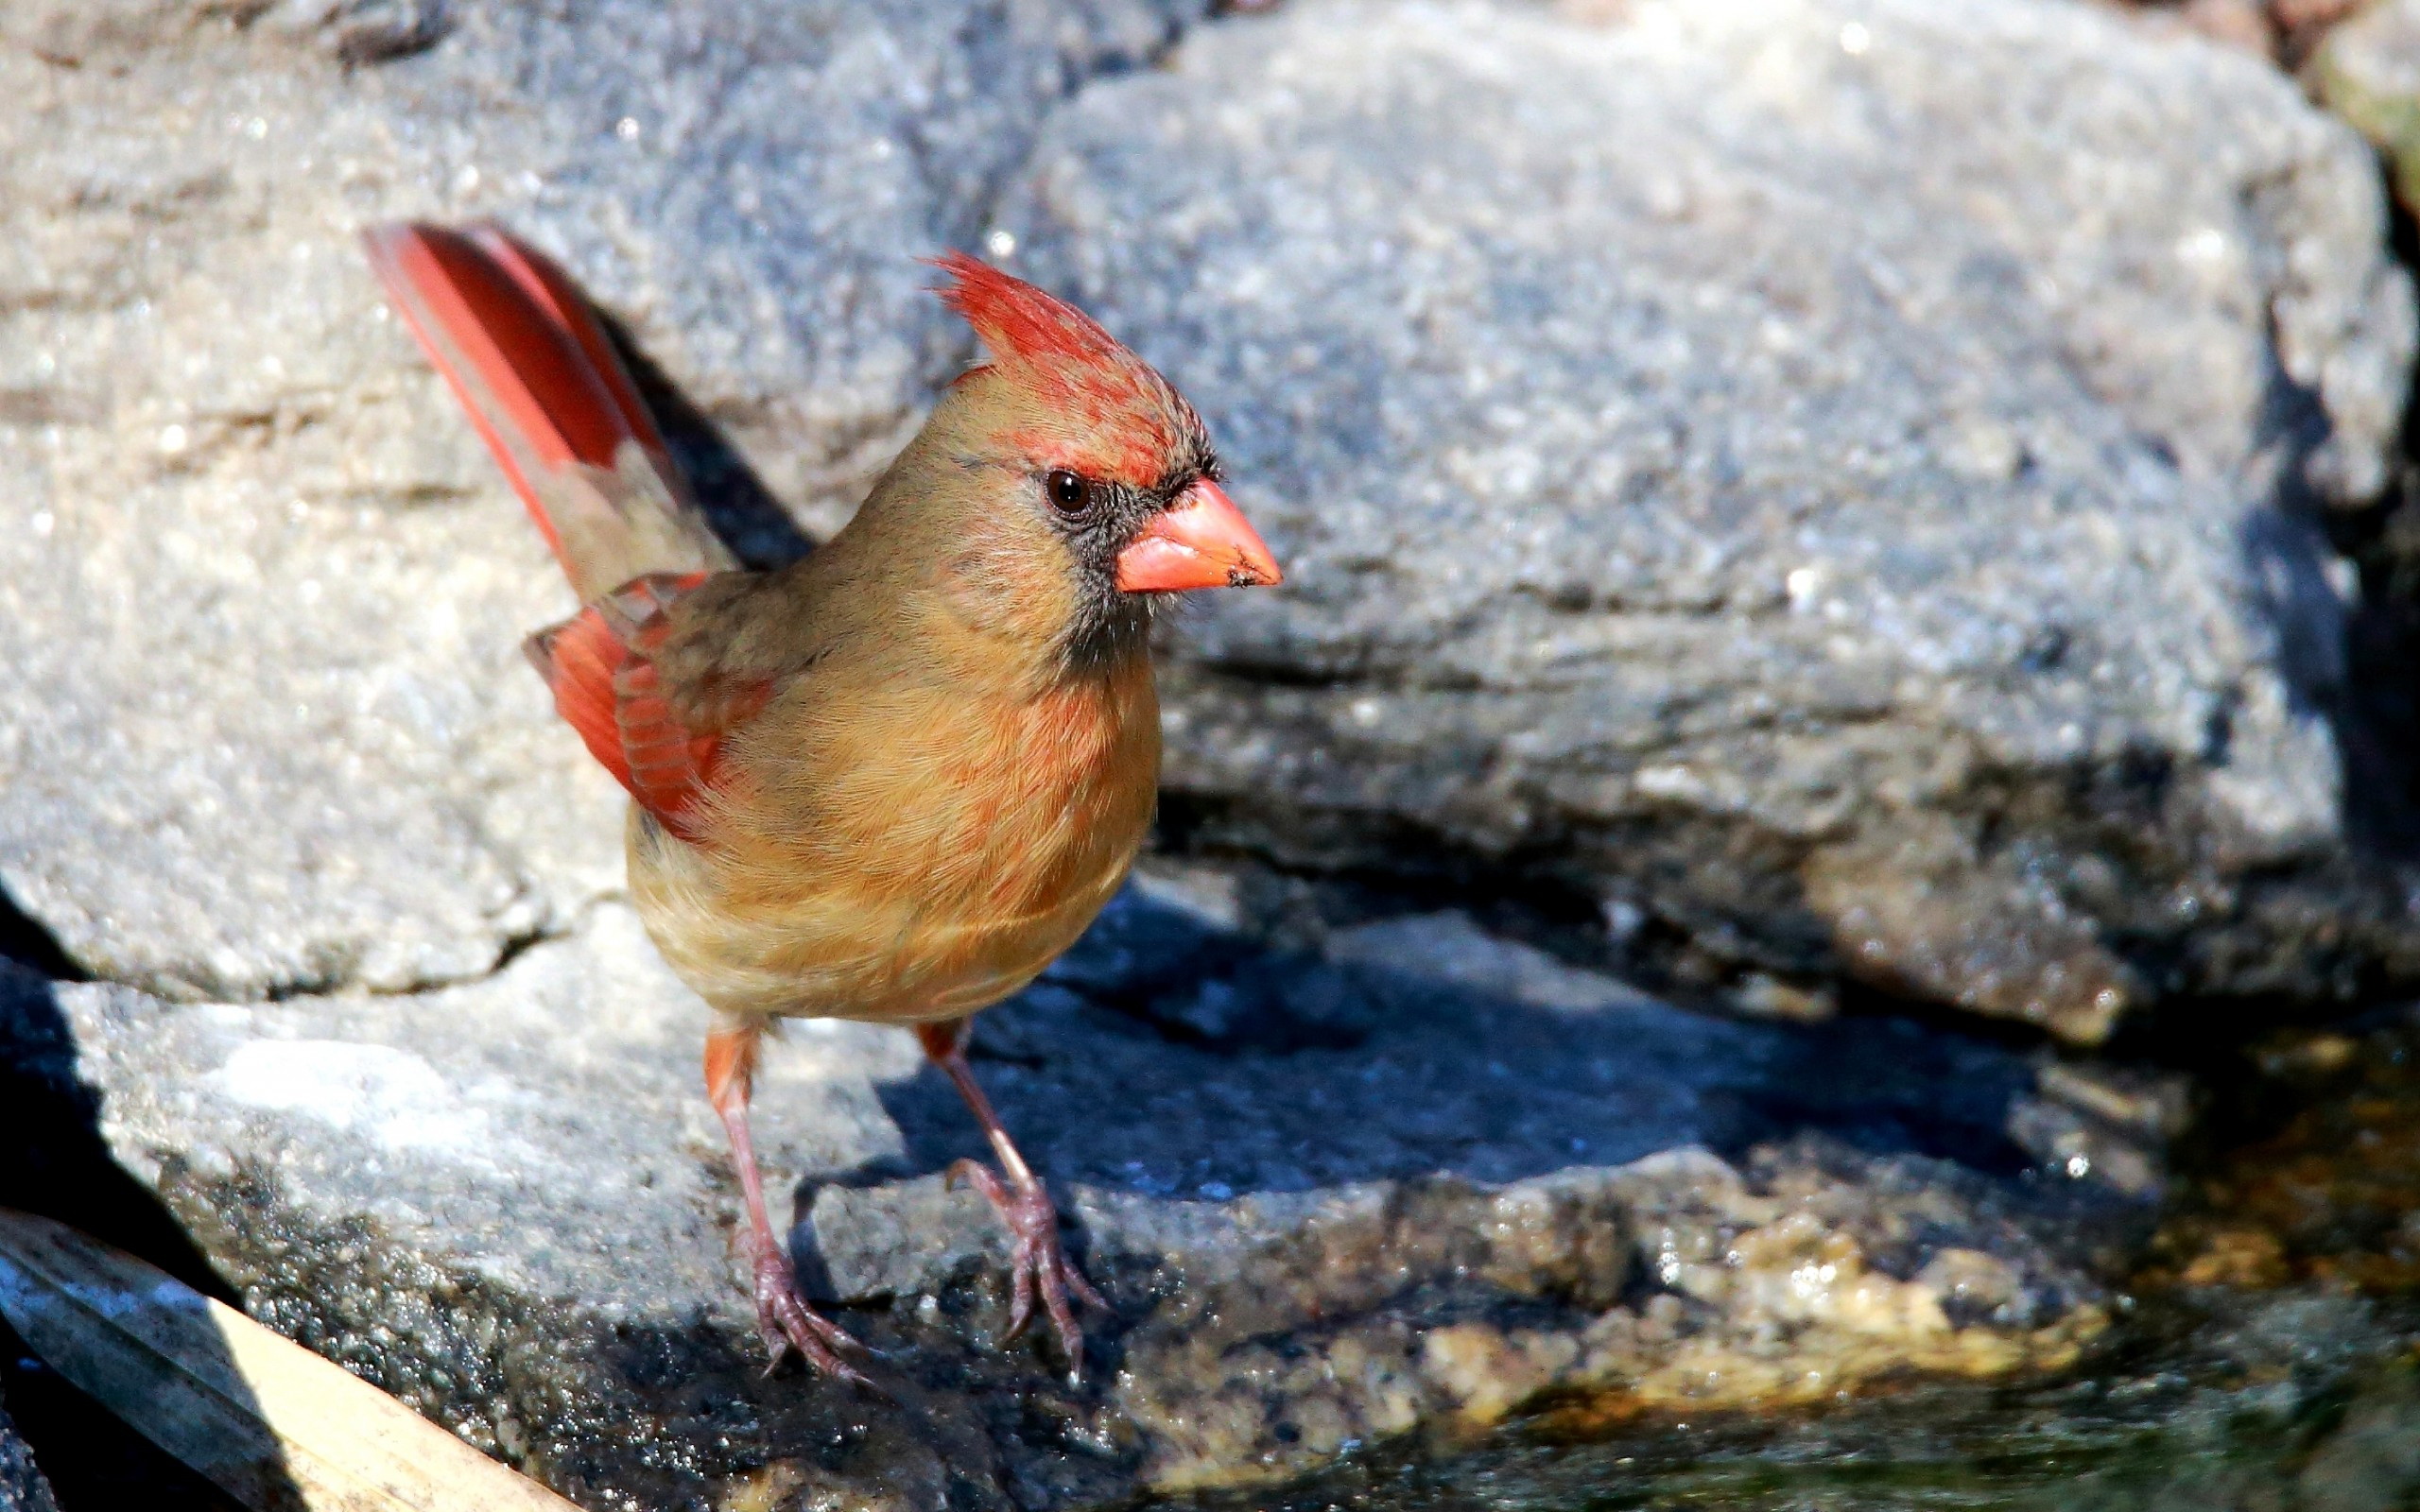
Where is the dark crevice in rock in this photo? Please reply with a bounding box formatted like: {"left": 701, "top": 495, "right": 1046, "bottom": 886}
{"left": 320, "top": 0, "right": 454, "bottom": 67}
{"left": 256, "top": 970, "right": 350, "bottom": 1005}
{"left": 475, "top": 918, "right": 561, "bottom": 981}
{"left": 1152, "top": 794, "right": 1637, "bottom": 979}
{"left": 1160, "top": 647, "right": 2420, "bottom": 1037}
{"left": 2321, "top": 180, "right": 2420, "bottom": 866}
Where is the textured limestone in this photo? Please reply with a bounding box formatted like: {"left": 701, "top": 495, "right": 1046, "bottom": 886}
{"left": 0, "top": 886, "right": 2132, "bottom": 1506}
{"left": 997, "top": 0, "right": 2419, "bottom": 1039}
{"left": 4, "top": 0, "right": 2414, "bottom": 1040}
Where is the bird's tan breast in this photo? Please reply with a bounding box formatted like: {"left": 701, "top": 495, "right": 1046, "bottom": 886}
{"left": 627, "top": 653, "right": 1159, "bottom": 1023}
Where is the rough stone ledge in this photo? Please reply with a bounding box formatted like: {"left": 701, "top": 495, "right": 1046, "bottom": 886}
{"left": 0, "top": 883, "right": 2149, "bottom": 1507}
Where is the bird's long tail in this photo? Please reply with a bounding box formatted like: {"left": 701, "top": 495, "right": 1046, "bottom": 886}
{"left": 360, "top": 222, "right": 735, "bottom": 604}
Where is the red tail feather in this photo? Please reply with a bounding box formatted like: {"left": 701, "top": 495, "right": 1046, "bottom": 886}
{"left": 360, "top": 221, "right": 732, "bottom": 603}
{"left": 367, "top": 222, "right": 751, "bottom": 835}
{"left": 462, "top": 225, "right": 670, "bottom": 460}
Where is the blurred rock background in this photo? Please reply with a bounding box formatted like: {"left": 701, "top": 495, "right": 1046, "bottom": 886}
{"left": 3, "top": 0, "right": 2420, "bottom": 1507}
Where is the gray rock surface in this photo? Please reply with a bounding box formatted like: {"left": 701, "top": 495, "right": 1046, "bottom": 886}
{"left": 0, "top": 883, "right": 2134, "bottom": 1506}
{"left": 0, "top": 0, "right": 1196, "bottom": 1003}
{"left": 995, "top": 0, "right": 2419, "bottom": 1039}
{"left": 0, "top": 0, "right": 2409, "bottom": 1046}
{"left": 3, "top": 0, "right": 2414, "bottom": 1040}
{"left": 2315, "top": 0, "right": 2420, "bottom": 216}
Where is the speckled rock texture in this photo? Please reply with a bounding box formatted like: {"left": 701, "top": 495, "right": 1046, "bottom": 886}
{"left": 996, "top": 0, "right": 2420, "bottom": 1040}
{"left": 0, "top": 0, "right": 2411, "bottom": 1043}
{"left": 2315, "top": 0, "right": 2420, "bottom": 216}
{"left": 0, "top": 0, "right": 2389, "bottom": 1502}
{"left": 0, "top": 0, "right": 1199, "bottom": 1004}
{"left": 0, "top": 1387, "right": 58, "bottom": 1512}
{"left": 0, "top": 884, "right": 2138, "bottom": 1507}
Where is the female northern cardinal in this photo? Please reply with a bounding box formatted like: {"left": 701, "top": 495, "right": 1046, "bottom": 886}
{"left": 361, "top": 224, "right": 1279, "bottom": 1385}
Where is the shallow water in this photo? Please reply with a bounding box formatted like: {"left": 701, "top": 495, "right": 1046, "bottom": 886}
{"left": 1162, "top": 1007, "right": 2420, "bottom": 1512}
{"left": 1203, "top": 1297, "right": 2419, "bottom": 1511}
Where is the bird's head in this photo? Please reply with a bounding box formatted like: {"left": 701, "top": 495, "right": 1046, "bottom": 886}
{"left": 920, "top": 253, "right": 1280, "bottom": 669}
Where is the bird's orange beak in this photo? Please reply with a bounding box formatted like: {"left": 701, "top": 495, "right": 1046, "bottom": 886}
{"left": 1115, "top": 478, "right": 1283, "bottom": 593}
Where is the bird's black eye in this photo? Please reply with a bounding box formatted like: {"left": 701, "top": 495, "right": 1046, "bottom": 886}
{"left": 1045, "top": 469, "right": 1093, "bottom": 517}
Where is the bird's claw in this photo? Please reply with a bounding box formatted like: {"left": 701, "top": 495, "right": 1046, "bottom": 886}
{"left": 947, "top": 1157, "right": 1106, "bottom": 1382}
{"left": 749, "top": 1239, "right": 884, "bottom": 1394}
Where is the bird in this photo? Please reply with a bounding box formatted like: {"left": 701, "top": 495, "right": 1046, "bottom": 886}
{"left": 360, "top": 222, "right": 1280, "bottom": 1386}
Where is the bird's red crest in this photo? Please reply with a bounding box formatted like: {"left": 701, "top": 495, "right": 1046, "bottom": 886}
{"left": 928, "top": 251, "right": 1199, "bottom": 482}
{"left": 931, "top": 251, "right": 1129, "bottom": 374}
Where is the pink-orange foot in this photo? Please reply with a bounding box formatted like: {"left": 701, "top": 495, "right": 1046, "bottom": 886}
{"left": 949, "top": 1157, "right": 1106, "bottom": 1382}
{"left": 709, "top": 1020, "right": 881, "bottom": 1391}
{"left": 745, "top": 1228, "right": 876, "bottom": 1387}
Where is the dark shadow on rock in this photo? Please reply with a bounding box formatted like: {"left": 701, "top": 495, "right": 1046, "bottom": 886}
{"left": 0, "top": 893, "right": 83, "bottom": 987}
{"left": 854, "top": 887, "right": 2041, "bottom": 1211}
{"left": 2301, "top": 183, "right": 2420, "bottom": 865}
{"left": 1154, "top": 786, "right": 1841, "bottom": 996}
{"left": 0, "top": 942, "right": 303, "bottom": 1511}
{"left": 593, "top": 307, "right": 818, "bottom": 572}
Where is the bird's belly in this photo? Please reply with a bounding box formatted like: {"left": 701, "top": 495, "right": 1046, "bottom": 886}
{"left": 626, "top": 670, "right": 1156, "bottom": 1023}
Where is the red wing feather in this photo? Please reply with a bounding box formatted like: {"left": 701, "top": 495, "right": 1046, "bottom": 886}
{"left": 523, "top": 572, "right": 764, "bottom": 839}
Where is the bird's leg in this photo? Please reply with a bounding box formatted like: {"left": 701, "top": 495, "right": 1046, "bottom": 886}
{"left": 916, "top": 1019, "right": 1106, "bottom": 1381}
{"left": 705, "top": 1021, "right": 873, "bottom": 1386}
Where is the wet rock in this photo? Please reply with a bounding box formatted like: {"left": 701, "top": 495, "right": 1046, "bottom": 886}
{"left": 2151, "top": 1005, "right": 2420, "bottom": 1296}
{"left": 0, "top": 0, "right": 1198, "bottom": 1003}
{"left": 1, "top": 890, "right": 2133, "bottom": 1505}
{"left": 998, "top": 0, "right": 2418, "bottom": 1038}
{"left": 0, "top": 1386, "right": 58, "bottom": 1512}
{"left": 2297, "top": 1365, "right": 2420, "bottom": 1512}
{"left": 2005, "top": 1057, "right": 2193, "bottom": 1199}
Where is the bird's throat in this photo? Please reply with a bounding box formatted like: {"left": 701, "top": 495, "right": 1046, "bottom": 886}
{"left": 1059, "top": 583, "right": 1155, "bottom": 680}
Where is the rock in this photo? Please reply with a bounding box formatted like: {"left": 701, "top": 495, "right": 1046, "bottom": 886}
{"left": 0, "top": 0, "right": 1198, "bottom": 1003}
{"left": 6, "top": 0, "right": 2412, "bottom": 1047}
{"left": 2297, "top": 1363, "right": 2420, "bottom": 1512}
{"left": 1, "top": 890, "right": 2135, "bottom": 1506}
{"left": 992, "top": 0, "right": 2418, "bottom": 1039}
{"left": 2006, "top": 1055, "right": 2192, "bottom": 1201}
{"left": 2171, "top": 0, "right": 2281, "bottom": 59}
{"left": 0, "top": 1387, "right": 58, "bottom": 1512}
{"left": 2314, "top": 0, "right": 2420, "bottom": 216}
